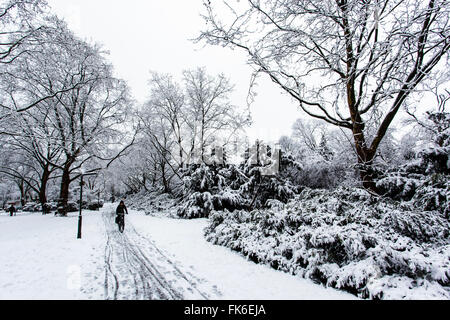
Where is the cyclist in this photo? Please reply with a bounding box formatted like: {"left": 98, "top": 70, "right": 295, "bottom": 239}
{"left": 8, "top": 204, "right": 16, "bottom": 217}
{"left": 115, "top": 201, "right": 128, "bottom": 233}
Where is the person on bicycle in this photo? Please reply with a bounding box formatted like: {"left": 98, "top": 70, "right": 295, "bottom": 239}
{"left": 8, "top": 204, "right": 16, "bottom": 217}
{"left": 115, "top": 201, "right": 128, "bottom": 232}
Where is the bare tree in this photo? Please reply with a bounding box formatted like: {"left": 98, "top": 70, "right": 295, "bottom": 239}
{"left": 292, "top": 118, "right": 327, "bottom": 154}
{"left": 0, "top": 2, "right": 79, "bottom": 123}
{"left": 0, "top": 110, "right": 62, "bottom": 207}
{"left": 137, "top": 107, "right": 181, "bottom": 194}
{"left": 0, "top": 149, "right": 36, "bottom": 205}
{"left": 0, "top": 0, "right": 48, "bottom": 65}
{"left": 131, "top": 69, "right": 249, "bottom": 195}
{"left": 405, "top": 89, "right": 449, "bottom": 147}
{"left": 183, "top": 67, "right": 250, "bottom": 163}
{"left": 147, "top": 72, "right": 187, "bottom": 168}
{"left": 198, "top": 0, "right": 450, "bottom": 192}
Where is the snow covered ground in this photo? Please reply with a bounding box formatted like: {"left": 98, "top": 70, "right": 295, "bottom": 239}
{"left": 0, "top": 205, "right": 356, "bottom": 300}
{"left": 0, "top": 210, "right": 106, "bottom": 300}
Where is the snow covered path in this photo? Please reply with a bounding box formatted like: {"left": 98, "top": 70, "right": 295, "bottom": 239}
{"left": 127, "top": 211, "right": 357, "bottom": 300}
{"left": 102, "top": 209, "right": 219, "bottom": 300}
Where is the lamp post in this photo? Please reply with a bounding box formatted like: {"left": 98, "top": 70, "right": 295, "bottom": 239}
{"left": 77, "top": 169, "right": 85, "bottom": 239}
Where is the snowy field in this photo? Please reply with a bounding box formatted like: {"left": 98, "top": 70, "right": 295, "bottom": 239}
{"left": 0, "top": 205, "right": 356, "bottom": 300}
{"left": 0, "top": 210, "right": 106, "bottom": 300}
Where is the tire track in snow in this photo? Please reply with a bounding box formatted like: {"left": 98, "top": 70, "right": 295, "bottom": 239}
{"left": 102, "top": 211, "right": 214, "bottom": 300}
{"left": 126, "top": 222, "right": 217, "bottom": 299}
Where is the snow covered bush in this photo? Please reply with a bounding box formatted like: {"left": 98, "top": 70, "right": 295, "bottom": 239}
{"left": 205, "top": 187, "right": 450, "bottom": 299}
{"left": 411, "top": 174, "right": 449, "bottom": 217}
{"left": 293, "top": 159, "right": 354, "bottom": 189}
{"left": 376, "top": 147, "right": 449, "bottom": 217}
{"left": 376, "top": 110, "right": 449, "bottom": 215}
{"left": 177, "top": 164, "right": 231, "bottom": 218}
{"left": 126, "top": 190, "right": 180, "bottom": 218}
{"left": 376, "top": 171, "right": 449, "bottom": 216}
{"left": 177, "top": 151, "right": 301, "bottom": 219}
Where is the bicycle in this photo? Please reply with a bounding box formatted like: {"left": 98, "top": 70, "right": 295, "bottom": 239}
{"left": 115, "top": 201, "right": 128, "bottom": 233}
{"left": 115, "top": 214, "right": 125, "bottom": 233}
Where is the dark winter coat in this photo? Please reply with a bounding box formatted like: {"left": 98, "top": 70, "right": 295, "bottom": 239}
{"left": 116, "top": 204, "right": 128, "bottom": 216}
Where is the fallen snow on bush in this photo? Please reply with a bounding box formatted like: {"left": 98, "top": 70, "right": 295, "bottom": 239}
{"left": 177, "top": 162, "right": 301, "bottom": 219}
{"left": 204, "top": 187, "right": 450, "bottom": 300}
{"left": 126, "top": 191, "right": 180, "bottom": 218}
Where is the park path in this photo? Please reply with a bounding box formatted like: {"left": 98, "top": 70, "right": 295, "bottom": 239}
{"left": 102, "top": 209, "right": 220, "bottom": 300}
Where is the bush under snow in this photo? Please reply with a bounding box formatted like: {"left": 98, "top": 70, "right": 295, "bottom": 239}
{"left": 177, "top": 160, "right": 301, "bottom": 219}
{"left": 204, "top": 187, "right": 450, "bottom": 299}
{"left": 126, "top": 190, "right": 179, "bottom": 218}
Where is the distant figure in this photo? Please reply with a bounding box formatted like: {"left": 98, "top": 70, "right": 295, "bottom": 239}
{"left": 115, "top": 201, "right": 128, "bottom": 233}
{"left": 8, "top": 204, "right": 16, "bottom": 217}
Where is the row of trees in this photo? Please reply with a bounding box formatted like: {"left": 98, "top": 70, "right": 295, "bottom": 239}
{"left": 122, "top": 0, "right": 450, "bottom": 200}
{"left": 116, "top": 68, "right": 250, "bottom": 195}
{"left": 0, "top": 1, "right": 250, "bottom": 209}
{"left": 0, "top": 0, "right": 135, "bottom": 214}
{"left": 120, "top": 0, "right": 449, "bottom": 209}
{"left": 1, "top": 0, "right": 448, "bottom": 209}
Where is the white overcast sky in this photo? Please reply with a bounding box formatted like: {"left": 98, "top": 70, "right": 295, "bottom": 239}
{"left": 46, "top": 0, "right": 304, "bottom": 143}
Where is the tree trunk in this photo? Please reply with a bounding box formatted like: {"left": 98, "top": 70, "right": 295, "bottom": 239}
{"left": 179, "top": 138, "right": 184, "bottom": 168}
{"left": 58, "top": 161, "right": 73, "bottom": 216}
{"left": 339, "top": 3, "right": 380, "bottom": 194}
{"left": 142, "top": 174, "right": 149, "bottom": 192}
{"left": 18, "top": 180, "right": 26, "bottom": 206}
{"left": 39, "top": 166, "right": 50, "bottom": 206}
{"left": 354, "top": 143, "right": 378, "bottom": 193}
{"left": 201, "top": 116, "right": 206, "bottom": 163}
{"left": 161, "top": 162, "right": 170, "bottom": 194}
